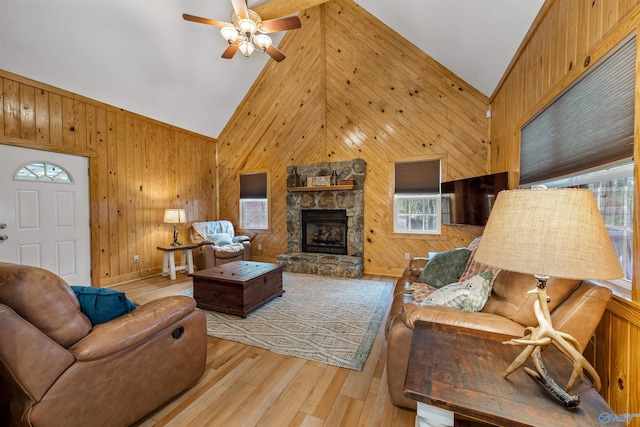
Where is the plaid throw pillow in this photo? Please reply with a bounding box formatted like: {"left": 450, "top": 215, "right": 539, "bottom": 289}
{"left": 459, "top": 236, "right": 501, "bottom": 282}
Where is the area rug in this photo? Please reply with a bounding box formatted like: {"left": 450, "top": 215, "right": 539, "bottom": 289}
{"left": 179, "top": 272, "right": 393, "bottom": 371}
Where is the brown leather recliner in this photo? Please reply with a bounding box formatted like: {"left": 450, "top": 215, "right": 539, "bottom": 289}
{"left": 386, "top": 246, "right": 613, "bottom": 410}
{"left": 0, "top": 262, "right": 207, "bottom": 427}
{"left": 190, "top": 220, "right": 252, "bottom": 268}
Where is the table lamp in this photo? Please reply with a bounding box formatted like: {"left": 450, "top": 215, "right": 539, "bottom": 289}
{"left": 474, "top": 188, "right": 622, "bottom": 404}
{"left": 163, "top": 209, "right": 187, "bottom": 246}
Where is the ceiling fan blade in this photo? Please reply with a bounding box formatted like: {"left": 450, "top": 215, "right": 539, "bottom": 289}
{"left": 231, "top": 0, "right": 249, "bottom": 19}
{"left": 221, "top": 38, "right": 242, "bottom": 59}
{"left": 265, "top": 45, "right": 286, "bottom": 62}
{"left": 221, "top": 45, "right": 239, "bottom": 59}
{"left": 254, "top": 0, "right": 331, "bottom": 21}
{"left": 260, "top": 16, "right": 301, "bottom": 33}
{"left": 183, "top": 13, "right": 231, "bottom": 28}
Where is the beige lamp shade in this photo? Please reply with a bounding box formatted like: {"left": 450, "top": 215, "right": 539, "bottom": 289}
{"left": 474, "top": 188, "right": 623, "bottom": 280}
{"left": 163, "top": 209, "right": 187, "bottom": 225}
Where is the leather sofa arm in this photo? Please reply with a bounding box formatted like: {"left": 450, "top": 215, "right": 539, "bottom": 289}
{"left": 550, "top": 281, "right": 612, "bottom": 351}
{"left": 408, "top": 257, "right": 429, "bottom": 277}
{"left": 70, "top": 296, "right": 199, "bottom": 361}
{"left": 395, "top": 257, "right": 429, "bottom": 291}
{"left": 233, "top": 235, "right": 251, "bottom": 243}
{"left": 0, "top": 304, "right": 75, "bottom": 401}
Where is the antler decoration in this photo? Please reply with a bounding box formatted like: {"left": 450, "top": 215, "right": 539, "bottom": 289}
{"left": 501, "top": 276, "right": 601, "bottom": 407}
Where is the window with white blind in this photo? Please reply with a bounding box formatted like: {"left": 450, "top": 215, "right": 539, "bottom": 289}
{"left": 393, "top": 159, "right": 441, "bottom": 234}
{"left": 239, "top": 172, "right": 268, "bottom": 230}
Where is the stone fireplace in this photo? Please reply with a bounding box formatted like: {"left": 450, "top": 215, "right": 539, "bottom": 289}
{"left": 277, "top": 159, "right": 365, "bottom": 278}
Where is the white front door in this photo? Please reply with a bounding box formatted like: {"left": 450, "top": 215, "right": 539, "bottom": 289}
{"left": 0, "top": 144, "right": 91, "bottom": 286}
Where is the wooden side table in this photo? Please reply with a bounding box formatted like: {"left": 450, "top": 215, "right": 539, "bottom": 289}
{"left": 404, "top": 321, "right": 624, "bottom": 427}
{"left": 157, "top": 244, "right": 197, "bottom": 280}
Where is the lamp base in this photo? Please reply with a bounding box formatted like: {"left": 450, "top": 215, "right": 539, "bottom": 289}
{"left": 502, "top": 275, "right": 601, "bottom": 398}
{"left": 170, "top": 226, "right": 181, "bottom": 246}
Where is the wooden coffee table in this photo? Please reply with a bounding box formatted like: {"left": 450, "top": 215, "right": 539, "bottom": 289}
{"left": 190, "top": 261, "right": 284, "bottom": 317}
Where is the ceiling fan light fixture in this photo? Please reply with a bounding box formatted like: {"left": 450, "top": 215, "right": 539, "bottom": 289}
{"left": 239, "top": 39, "right": 255, "bottom": 57}
{"left": 253, "top": 34, "right": 272, "bottom": 51}
{"left": 238, "top": 18, "right": 257, "bottom": 37}
{"left": 220, "top": 26, "right": 239, "bottom": 44}
{"left": 183, "top": 2, "right": 299, "bottom": 62}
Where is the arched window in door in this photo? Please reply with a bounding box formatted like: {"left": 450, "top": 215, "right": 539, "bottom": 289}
{"left": 14, "top": 162, "right": 73, "bottom": 183}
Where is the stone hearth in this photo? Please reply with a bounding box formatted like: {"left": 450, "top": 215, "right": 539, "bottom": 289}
{"left": 277, "top": 253, "right": 364, "bottom": 279}
{"left": 277, "top": 159, "right": 365, "bottom": 278}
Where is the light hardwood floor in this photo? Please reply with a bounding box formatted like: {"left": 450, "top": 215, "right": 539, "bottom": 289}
{"left": 110, "top": 272, "right": 416, "bottom": 427}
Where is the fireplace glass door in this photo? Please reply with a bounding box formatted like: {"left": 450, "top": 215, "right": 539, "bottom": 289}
{"left": 302, "top": 210, "right": 348, "bottom": 255}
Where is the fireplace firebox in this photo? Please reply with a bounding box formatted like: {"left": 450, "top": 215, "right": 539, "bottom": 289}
{"left": 302, "top": 209, "right": 348, "bottom": 255}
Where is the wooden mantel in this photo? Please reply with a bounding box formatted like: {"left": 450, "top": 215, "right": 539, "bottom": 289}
{"left": 287, "top": 184, "right": 354, "bottom": 191}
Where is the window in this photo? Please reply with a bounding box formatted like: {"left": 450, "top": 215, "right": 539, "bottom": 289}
{"left": 393, "top": 160, "right": 441, "bottom": 234}
{"left": 239, "top": 172, "right": 268, "bottom": 230}
{"left": 520, "top": 35, "right": 636, "bottom": 292}
{"left": 14, "top": 162, "right": 73, "bottom": 183}
{"left": 532, "top": 162, "right": 633, "bottom": 289}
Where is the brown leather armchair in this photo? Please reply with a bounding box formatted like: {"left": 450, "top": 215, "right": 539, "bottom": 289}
{"left": 0, "top": 262, "right": 207, "bottom": 427}
{"left": 386, "top": 245, "right": 613, "bottom": 410}
{"left": 190, "top": 220, "right": 252, "bottom": 269}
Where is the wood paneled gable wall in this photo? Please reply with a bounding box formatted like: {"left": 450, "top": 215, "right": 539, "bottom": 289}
{"left": 0, "top": 70, "right": 217, "bottom": 286}
{"left": 1, "top": 0, "right": 489, "bottom": 280}
{"left": 217, "top": 0, "right": 491, "bottom": 274}
{"left": 490, "top": 0, "right": 640, "bottom": 418}
{"left": 216, "top": 0, "right": 328, "bottom": 260}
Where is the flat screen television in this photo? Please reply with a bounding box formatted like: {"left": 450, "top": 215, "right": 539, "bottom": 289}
{"left": 441, "top": 172, "right": 508, "bottom": 226}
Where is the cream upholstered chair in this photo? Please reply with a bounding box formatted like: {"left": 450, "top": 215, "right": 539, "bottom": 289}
{"left": 190, "top": 220, "right": 251, "bottom": 269}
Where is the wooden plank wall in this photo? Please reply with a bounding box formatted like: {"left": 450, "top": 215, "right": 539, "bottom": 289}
{"left": 217, "top": 0, "right": 491, "bottom": 275}
{"left": 216, "top": 1, "right": 327, "bottom": 263}
{"left": 490, "top": 0, "right": 640, "bottom": 420}
{"left": 0, "top": 70, "right": 217, "bottom": 286}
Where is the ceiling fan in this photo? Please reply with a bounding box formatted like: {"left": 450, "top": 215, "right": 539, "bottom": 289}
{"left": 183, "top": 0, "right": 302, "bottom": 62}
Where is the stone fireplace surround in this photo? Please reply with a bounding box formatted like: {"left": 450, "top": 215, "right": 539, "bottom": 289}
{"left": 277, "top": 159, "right": 365, "bottom": 278}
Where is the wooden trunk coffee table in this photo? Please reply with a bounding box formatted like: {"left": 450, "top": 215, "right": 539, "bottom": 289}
{"left": 190, "top": 261, "right": 284, "bottom": 317}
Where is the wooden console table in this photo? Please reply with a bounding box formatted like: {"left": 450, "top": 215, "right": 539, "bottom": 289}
{"left": 404, "top": 321, "right": 624, "bottom": 427}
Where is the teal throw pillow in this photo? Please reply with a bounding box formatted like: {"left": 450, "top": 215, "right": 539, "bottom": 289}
{"left": 71, "top": 286, "right": 137, "bottom": 326}
{"left": 417, "top": 248, "right": 472, "bottom": 288}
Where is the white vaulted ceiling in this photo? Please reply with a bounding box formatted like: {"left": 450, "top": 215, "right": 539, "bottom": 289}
{"left": 0, "top": 0, "right": 544, "bottom": 139}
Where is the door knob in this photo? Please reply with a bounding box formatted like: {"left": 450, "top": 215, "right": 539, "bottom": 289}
{"left": 0, "top": 234, "right": 7, "bottom": 241}
{"left": 0, "top": 223, "right": 6, "bottom": 229}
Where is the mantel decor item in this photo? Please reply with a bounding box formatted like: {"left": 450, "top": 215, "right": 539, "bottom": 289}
{"left": 163, "top": 209, "right": 187, "bottom": 246}
{"left": 287, "top": 167, "right": 300, "bottom": 188}
{"left": 474, "top": 188, "right": 622, "bottom": 407}
{"left": 331, "top": 170, "right": 338, "bottom": 186}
